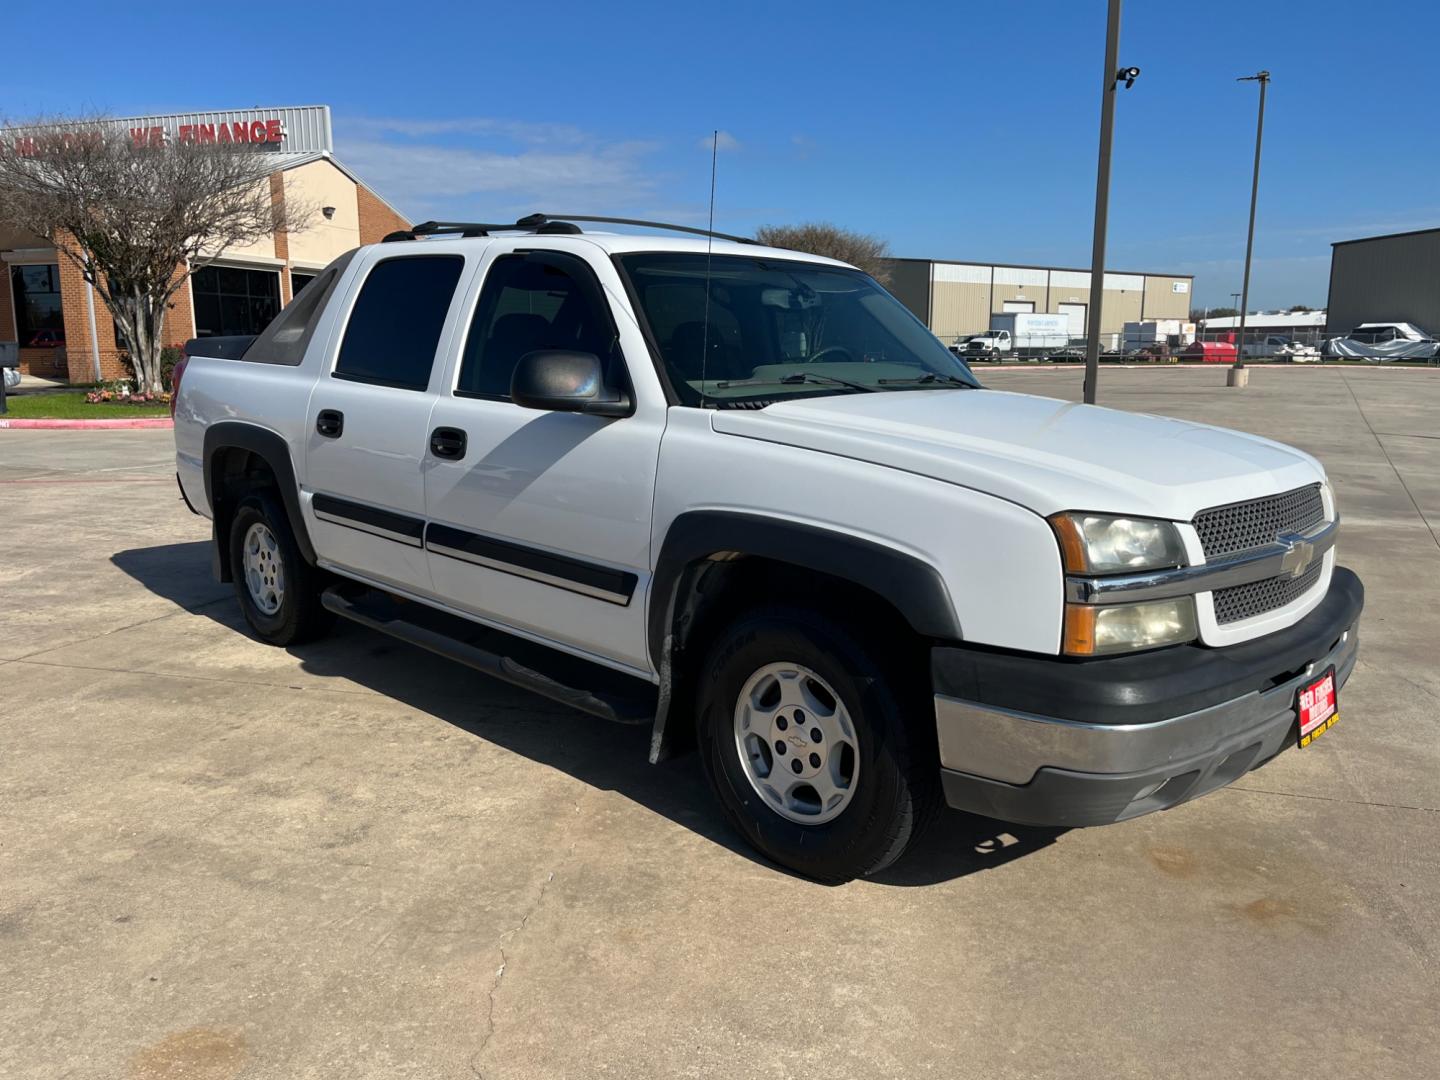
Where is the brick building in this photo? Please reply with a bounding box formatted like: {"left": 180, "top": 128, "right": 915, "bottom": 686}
{"left": 0, "top": 105, "right": 408, "bottom": 383}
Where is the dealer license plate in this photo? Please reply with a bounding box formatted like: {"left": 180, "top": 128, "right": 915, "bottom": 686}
{"left": 1297, "top": 667, "right": 1338, "bottom": 748}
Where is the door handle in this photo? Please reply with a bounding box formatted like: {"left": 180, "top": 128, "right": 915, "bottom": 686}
{"left": 430, "top": 427, "right": 467, "bottom": 460}
{"left": 316, "top": 409, "right": 344, "bottom": 438}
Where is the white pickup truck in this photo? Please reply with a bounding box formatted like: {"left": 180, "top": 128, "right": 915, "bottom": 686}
{"left": 173, "top": 216, "right": 1363, "bottom": 882}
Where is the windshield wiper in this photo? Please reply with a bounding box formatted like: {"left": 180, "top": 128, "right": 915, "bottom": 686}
{"left": 875, "top": 372, "right": 975, "bottom": 387}
{"left": 779, "top": 371, "right": 878, "bottom": 393}
{"left": 714, "top": 372, "right": 878, "bottom": 393}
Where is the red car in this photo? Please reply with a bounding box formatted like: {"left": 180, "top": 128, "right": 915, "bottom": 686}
{"left": 25, "top": 328, "right": 65, "bottom": 348}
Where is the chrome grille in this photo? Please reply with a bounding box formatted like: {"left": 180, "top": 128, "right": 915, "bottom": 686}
{"left": 1212, "top": 562, "right": 1324, "bottom": 624}
{"left": 1193, "top": 484, "right": 1325, "bottom": 558}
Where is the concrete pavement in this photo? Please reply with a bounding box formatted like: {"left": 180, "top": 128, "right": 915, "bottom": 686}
{"left": 0, "top": 366, "right": 1436, "bottom": 1079}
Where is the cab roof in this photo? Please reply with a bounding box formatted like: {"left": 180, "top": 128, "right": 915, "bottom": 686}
{"left": 372, "top": 214, "right": 856, "bottom": 270}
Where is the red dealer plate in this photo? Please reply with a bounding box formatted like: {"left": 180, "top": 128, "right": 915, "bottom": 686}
{"left": 1297, "top": 667, "right": 1338, "bottom": 748}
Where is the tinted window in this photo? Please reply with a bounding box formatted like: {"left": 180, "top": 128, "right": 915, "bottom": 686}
{"left": 11, "top": 264, "right": 65, "bottom": 343}
{"left": 456, "top": 254, "right": 621, "bottom": 400}
{"left": 335, "top": 255, "right": 464, "bottom": 390}
{"left": 616, "top": 253, "right": 977, "bottom": 406}
{"left": 242, "top": 266, "right": 340, "bottom": 366}
{"left": 193, "top": 265, "right": 281, "bottom": 337}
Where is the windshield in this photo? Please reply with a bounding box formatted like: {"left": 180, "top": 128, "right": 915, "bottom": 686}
{"left": 617, "top": 252, "right": 980, "bottom": 406}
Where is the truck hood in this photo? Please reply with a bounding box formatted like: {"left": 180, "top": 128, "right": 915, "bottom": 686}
{"left": 710, "top": 388, "right": 1324, "bottom": 521}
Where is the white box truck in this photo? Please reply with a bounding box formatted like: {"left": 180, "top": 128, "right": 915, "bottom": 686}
{"left": 960, "top": 313, "right": 1071, "bottom": 360}
{"left": 1123, "top": 320, "right": 1197, "bottom": 352}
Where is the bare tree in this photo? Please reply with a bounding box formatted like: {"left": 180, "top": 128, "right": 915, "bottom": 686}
{"left": 755, "top": 222, "right": 893, "bottom": 284}
{"left": 0, "top": 116, "right": 310, "bottom": 391}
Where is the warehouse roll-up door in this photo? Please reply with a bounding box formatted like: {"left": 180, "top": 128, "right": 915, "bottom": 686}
{"left": 1002, "top": 300, "right": 1035, "bottom": 313}
{"left": 1058, "top": 302, "right": 1087, "bottom": 337}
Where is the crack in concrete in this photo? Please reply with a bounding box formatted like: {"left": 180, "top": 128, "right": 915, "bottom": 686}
{"left": 1339, "top": 370, "right": 1440, "bottom": 552}
{"left": 1225, "top": 784, "right": 1440, "bottom": 814}
{"left": 11, "top": 595, "right": 232, "bottom": 663}
{"left": 470, "top": 868, "right": 558, "bottom": 1080}
{"left": 470, "top": 801, "right": 582, "bottom": 1080}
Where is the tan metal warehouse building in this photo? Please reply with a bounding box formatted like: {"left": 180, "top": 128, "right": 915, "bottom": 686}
{"left": 885, "top": 257, "right": 1194, "bottom": 345}
{"left": 1326, "top": 227, "right": 1440, "bottom": 336}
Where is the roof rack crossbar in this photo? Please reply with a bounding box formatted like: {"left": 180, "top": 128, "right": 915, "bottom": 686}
{"left": 383, "top": 215, "right": 756, "bottom": 245}
{"left": 543, "top": 215, "right": 756, "bottom": 245}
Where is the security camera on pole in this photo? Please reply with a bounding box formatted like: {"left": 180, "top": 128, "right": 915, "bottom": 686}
{"left": 1230, "top": 70, "right": 1270, "bottom": 389}
{"left": 1082, "top": 0, "right": 1141, "bottom": 406}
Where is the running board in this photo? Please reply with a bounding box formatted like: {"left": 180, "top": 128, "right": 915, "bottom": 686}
{"left": 321, "top": 584, "right": 655, "bottom": 725}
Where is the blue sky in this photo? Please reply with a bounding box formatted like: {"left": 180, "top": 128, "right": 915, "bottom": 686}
{"left": 3, "top": 0, "right": 1436, "bottom": 309}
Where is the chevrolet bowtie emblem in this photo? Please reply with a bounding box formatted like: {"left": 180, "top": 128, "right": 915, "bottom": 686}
{"left": 1277, "top": 533, "right": 1316, "bottom": 579}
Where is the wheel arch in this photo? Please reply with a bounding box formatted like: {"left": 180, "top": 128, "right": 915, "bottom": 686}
{"left": 646, "top": 511, "right": 961, "bottom": 763}
{"left": 203, "top": 421, "right": 315, "bottom": 582}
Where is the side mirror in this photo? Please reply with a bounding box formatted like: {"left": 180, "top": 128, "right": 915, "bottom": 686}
{"left": 510, "top": 350, "right": 631, "bottom": 417}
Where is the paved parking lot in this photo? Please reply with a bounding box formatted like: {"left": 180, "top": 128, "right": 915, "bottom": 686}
{"left": 2, "top": 365, "right": 1437, "bottom": 1080}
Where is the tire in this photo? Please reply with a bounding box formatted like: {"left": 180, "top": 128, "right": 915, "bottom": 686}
{"left": 228, "top": 490, "right": 333, "bottom": 646}
{"left": 695, "top": 606, "right": 938, "bottom": 884}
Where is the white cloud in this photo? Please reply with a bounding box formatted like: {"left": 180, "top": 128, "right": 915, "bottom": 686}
{"left": 342, "top": 116, "right": 594, "bottom": 147}
{"left": 334, "top": 117, "right": 667, "bottom": 220}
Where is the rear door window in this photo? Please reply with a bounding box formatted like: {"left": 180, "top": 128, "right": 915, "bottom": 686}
{"left": 335, "top": 255, "right": 465, "bottom": 390}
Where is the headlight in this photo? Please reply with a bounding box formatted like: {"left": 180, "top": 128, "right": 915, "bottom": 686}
{"left": 1063, "top": 597, "right": 1198, "bottom": 656}
{"left": 1050, "top": 512, "right": 1187, "bottom": 574}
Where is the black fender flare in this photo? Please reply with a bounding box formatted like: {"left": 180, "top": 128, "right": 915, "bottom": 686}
{"left": 203, "top": 421, "right": 316, "bottom": 579}
{"left": 645, "top": 510, "right": 961, "bottom": 761}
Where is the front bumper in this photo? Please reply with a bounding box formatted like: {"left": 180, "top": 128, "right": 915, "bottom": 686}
{"left": 933, "top": 567, "right": 1363, "bottom": 827}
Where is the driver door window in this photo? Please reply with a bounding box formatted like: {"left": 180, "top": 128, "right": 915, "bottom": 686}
{"left": 457, "top": 255, "right": 622, "bottom": 400}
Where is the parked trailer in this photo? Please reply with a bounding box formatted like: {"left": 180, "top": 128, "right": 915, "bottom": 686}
{"left": 1123, "top": 320, "right": 1196, "bottom": 352}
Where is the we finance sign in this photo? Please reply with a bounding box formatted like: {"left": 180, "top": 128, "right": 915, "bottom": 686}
{"left": 133, "top": 118, "right": 286, "bottom": 148}
{"left": 10, "top": 116, "right": 289, "bottom": 157}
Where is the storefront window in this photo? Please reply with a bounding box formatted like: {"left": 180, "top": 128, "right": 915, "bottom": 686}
{"left": 192, "top": 265, "right": 281, "bottom": 336}
{"left": 291, "top": 272, "right": 317, "bottom": 295}
{"left": 11, "top": 264, "right": 66, "bottom": 347}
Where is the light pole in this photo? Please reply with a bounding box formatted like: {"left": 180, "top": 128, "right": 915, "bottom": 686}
{"left": 1233, "top": 71, "right": 1270, "bottom": 370}
{"left": 1082, "top": 0, "right": 1139, "bottom": 405}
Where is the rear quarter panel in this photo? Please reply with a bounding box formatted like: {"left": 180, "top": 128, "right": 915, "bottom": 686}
{"left": 174, "top": 273, "right": 354, "bottom": 514}
{"left": 175, "top": 355, "right": 318, "bottom": 517}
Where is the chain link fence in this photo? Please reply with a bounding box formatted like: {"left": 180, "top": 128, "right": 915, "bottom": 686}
{"left": 944, "top": 327, "right": 1440, "bottom": 365}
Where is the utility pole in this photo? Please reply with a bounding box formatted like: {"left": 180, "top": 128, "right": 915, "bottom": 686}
{"left": 1233, "top": 71, "right": 1270, "bottom": 369}
{"left": 1082, "top": 0, "right": 1138, "bottom": 404}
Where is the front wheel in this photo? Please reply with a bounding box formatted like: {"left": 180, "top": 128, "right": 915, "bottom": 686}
{"left": 696, "top": 607, "right": 937, "bottom": 883}
{"left": 228, "top": 491, "right": 333, "bottom": 646}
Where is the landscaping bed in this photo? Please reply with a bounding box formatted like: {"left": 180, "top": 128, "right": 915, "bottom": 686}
{"left": 1, "top": 391, "right": 170, "bottom": 419}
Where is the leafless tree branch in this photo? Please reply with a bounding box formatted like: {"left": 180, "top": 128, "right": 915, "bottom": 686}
{"left": 0, "top": 114, "right": 313, "bottom": 390}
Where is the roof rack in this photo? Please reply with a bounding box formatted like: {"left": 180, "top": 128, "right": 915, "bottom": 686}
{"left": 381, "top": 213, "right": 755, "bottom": 245}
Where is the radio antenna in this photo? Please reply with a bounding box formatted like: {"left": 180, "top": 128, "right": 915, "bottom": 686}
{"left": 699, "top": 129, "right": 718, "bottom": 407}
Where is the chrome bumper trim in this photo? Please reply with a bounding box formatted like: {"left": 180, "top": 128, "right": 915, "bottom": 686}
{"left": 934, "top": 624, "right": 1357, "bottom": 785}
{"left": 1065, "top": 517, "right": 1337, "bottom": 605}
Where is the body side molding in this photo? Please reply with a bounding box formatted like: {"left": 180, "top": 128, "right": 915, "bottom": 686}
{"left": 313, "top": 493, "right": 425, "bottom": 547}
{"left": 425, "top": 522, "right": 638, "bottom": 605}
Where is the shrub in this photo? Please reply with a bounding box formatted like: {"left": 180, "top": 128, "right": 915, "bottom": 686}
{"left": 83, "top": 378, "right": 170, "bottom": 406}
{"left": 160, "top": 344, "right": 184, "bottom": 391}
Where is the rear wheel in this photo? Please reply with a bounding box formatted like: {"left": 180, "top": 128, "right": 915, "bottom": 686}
{"left": 696, "top": 606, "right": 937, "bottom": 884}
{"left": 228, "top": 491, "right": 333, "bottom": 646}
